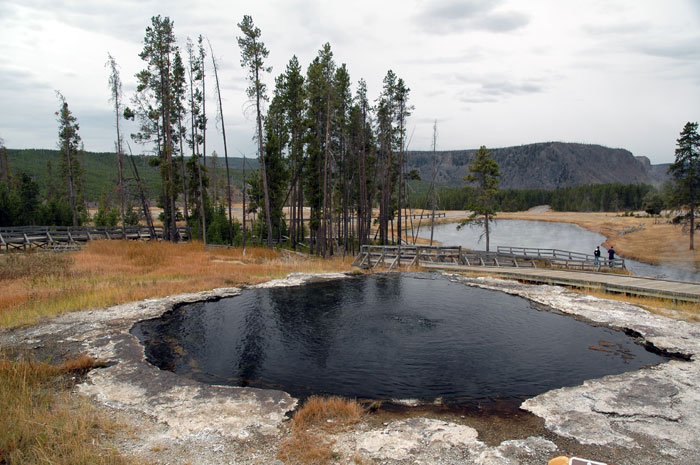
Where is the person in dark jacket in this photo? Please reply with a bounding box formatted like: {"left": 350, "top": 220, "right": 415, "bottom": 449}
{"left": 594, "top": 246, "right": 601, "bottom": 266}
{"left": 607, "top": 246, "right": 615, "bottom": 266}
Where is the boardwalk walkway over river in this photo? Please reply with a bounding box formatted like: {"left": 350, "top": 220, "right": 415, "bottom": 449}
{"left": 352, "top": 245, "right": 700, "bottom": 302}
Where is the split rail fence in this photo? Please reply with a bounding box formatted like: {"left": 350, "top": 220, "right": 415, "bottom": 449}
{"left": 0, "top": 226, "right": 189, "bottom": 251}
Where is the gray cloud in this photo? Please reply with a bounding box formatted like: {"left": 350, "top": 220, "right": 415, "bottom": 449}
{"left": 635, "top": 39, "right": 700, "bottom": 61}
{"left": 481, "top": 80, "right": 543, "bottom": 95}
{"left": 0, "top": 66, "right": 52, "bottom": 92}
{"left": 454, "top": 75, "right": 547, "bottom": 104}
{"left": 473, "top": 11, "right": 528, "bottom": 33}
{"left": 582, "top": 22, "right": 649, "bottom": 36}
{"left": 415, "top": 0, "right": 528, "bottom": 34}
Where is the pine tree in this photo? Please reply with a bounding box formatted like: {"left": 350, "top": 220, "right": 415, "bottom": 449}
{"left": 238, "top": 15, "right": 274, "bottom": 248}
{"left": 134, "top": 15, "right": 179, "bottom": 241}
{"left": 172, "top": 49, "right": 191, "bottom": 240}
{"left": 280, "top": 56, "right": 305, "bottom": 248}
{"left": 0, "top": 137, "right": 9, "bottom": 184}
{"left": 394, "top": 77, "right": 412, "bottom": 246}
{"left": 186, "top": 37, "right": 207, "bottom": 243}
{"left": 669, "top": 121, "right": 700, "bottom": 250}
{"left": 106, "top": 53, "right": 127, "bottom": 237}
{"left": 55, "top": 91, "right": 84, "bottom": 226}
{"left": 351, "top": 79, "right": 375, "bottom": 247}
{"left": 208, "top": 39, "right": 234, "bottom": 246}
{"left": 304, "top": 47, "right": 335, "bottom": 255}
{"left": 250, "top": 88, "right": 289, "bottom": 242}
{"left": 376, "top": 70, "right": 397, "bottom": 245}
{"left": 333, "top": 64, "right": 352, "bottom": 253}
{"left": 458, "top": 146, "right": 501, "bottom": 251}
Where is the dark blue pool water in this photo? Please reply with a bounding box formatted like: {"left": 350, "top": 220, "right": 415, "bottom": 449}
{"left": 132, "top": 273, "right": 669, "bottom": 407}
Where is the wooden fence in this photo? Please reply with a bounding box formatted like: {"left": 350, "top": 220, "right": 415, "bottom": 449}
{"left": 0, "top": 226, "right": 189, "bottom": 251}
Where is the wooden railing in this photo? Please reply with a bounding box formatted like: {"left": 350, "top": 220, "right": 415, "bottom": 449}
{"left": 497, "top": 246, "right": 625, "bottom": 270}
{"left": 0, "top": 226, "right": 189, "bottom": 251}
{"left": 352, "top": 244, "right": 626, "bottom": 271}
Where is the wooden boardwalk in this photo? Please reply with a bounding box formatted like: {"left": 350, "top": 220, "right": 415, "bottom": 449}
{"left": 352, "top": 245, "right": 699, "bottom": 302}
{"left": 421, "top": 264, "right": 700, "bottom": 303}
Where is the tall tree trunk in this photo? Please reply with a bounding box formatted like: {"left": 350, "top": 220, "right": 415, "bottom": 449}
{"left": 320, "top": 92, "right": 332, "bottom": 256}
{"left": 429, "top": 120, "right": 438, "bottom": 246}
{"left": 115, "top": 141, "right": 126, "bottom": 237}
{"left": 290, "top": 156, "right": 297, "bottom": 249}
{"left": 202, "top": 54, "right": 207, "bottom": 170}
{"left": 114, "top": 108, "right": 126, "bottom": 238}
{"left": 485, "top": 212, "right": 490, "bottom": 252}
{"left": 209, "top": 42, "right": 234, "bottom": 246}
{"left": 188, "top": 66, "right": 206, "bottom": 244}
{"left": 65, "top": 142, "right": 78, "bottom": 227}
{"left": 178, "top": 116, "right": 191, "bottom": 240}
{"left": 691, "top": 202, "right": 695, "bottom": 250}
{"left": 126, "top": 144, "right": 156, "bottom": 238}
{"left": 243, "top": 154, "right": 247, "bottom": 255}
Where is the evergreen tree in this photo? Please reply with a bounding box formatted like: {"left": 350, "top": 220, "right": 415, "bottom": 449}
{"left": 303, "top": 45, "right": 337, "bottom": 255}
{"left": 669, "top": 121, "right": 700, "bottom": 249}
{"left": 394, "top": 77, "right": 412, "bottom": 246}
{"left": 0, "top": 137, "right": 9, "bottom": 184}
{"left": 458, "top": 146, "right": 501, "bottom": 251}
{"left": 93, "top": 189, "right": 120, "bottom": 226}
{"left": 55, "top": 91, "right": 85, "bottom": 226}
{"left": 280, "top": 56, "right": 306, "bottom": 248}
{"left": 186, "top": 36, "right": 207, "bottom": 243}
{"left": 333, "top": 64, "right": 353, "bottom": 253}
{"left": 133, "top": 15, "right": 180, "bottom": 241}
{"left": 238, "top": 15, "right": 274, "bottom": 248}
{"left": 351, "top": 79, "right": 375, "bottom": 247}
{"left": 208, "top": 39, "right": 234, "bottom": 246}
{"left": 107, "top": 53, "right": 127, "bottom": 236}
{"left": 376, "top": 70, "right": 397, "bottom": 245}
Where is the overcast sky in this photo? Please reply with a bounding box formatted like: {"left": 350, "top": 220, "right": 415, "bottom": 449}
{"left": 1, "top": 0, "right": 698, "bottom": 164}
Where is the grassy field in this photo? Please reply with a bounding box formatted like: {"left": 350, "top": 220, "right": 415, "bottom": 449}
{"left": 0, "top": 241, "right": 353, "bottom": 329}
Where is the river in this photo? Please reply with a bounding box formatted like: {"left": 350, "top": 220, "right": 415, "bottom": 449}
{"left": 418, "top": 219, "right": 700, "bottom": 282}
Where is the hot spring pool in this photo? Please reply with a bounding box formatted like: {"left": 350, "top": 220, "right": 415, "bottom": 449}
{"left": 131, "top": 273, "right": 669, "bottom": 408}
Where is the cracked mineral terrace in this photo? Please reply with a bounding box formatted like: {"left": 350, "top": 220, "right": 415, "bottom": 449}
{"left": 1, "top": 271, "right": 698, "bottom": 465}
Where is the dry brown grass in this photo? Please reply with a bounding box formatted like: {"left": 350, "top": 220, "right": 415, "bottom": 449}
{"left": 277, "top": 430, "right": 337, "bottom": 465}
{"left": 0, "top": 354, "right": 136, "bottom": 465}
{"left": 292, "top": 395, "right": 364, "bottom": 433}
{"left": 0, "top": 240, "right": 353, "bottom": 328}
{"left": 278, "top": 396, "right": 365, "bottom": 465}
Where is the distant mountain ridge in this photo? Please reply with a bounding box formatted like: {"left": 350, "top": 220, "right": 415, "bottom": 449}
{"left": 408, "top": 142, "right": 670, "bottom": 190}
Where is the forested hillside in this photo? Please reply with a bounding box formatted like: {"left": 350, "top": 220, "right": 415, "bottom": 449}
{"left": 6, "top": 149, "right": 254, "bottom": 203}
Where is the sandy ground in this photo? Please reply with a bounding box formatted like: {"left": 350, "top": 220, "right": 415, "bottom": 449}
{"left": 2, "top": 272, "right": 699, "bottom": 465}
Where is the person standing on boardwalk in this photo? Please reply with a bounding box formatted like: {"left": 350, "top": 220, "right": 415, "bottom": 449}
{"left": 594, "top": 246, "right": 601, "bottom": 266}
{"left": 607, "top": 246, "right": 615, "bottom": 266}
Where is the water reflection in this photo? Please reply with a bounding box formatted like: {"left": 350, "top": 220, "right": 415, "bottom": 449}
{"left": 132, "top": 274, "right": 670, "bottom": 408}
{"left": 422, "top": 220, "right": 700, "bottom": 282}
